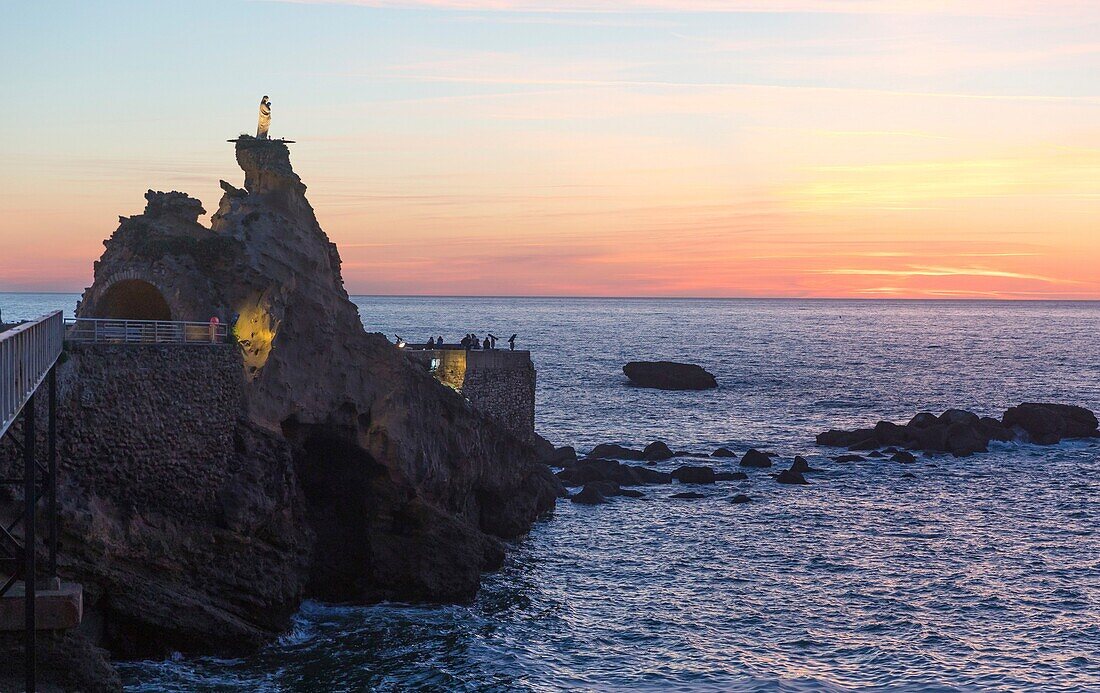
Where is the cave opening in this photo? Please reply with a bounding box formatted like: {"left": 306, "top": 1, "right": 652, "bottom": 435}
{"left": 95, "top": 279, "right": 173, "bottom": 321}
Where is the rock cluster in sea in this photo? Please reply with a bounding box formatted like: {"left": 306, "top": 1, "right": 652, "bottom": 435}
{"left": 817, "top": 403, "right": 1099, "bottom": 457}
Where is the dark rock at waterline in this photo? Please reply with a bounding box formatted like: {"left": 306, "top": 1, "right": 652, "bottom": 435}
{"left": 712, "top": 447, "right": 738, "bottom": 458}
{"left": 908, "top": 412, "right": 938, "bottom": 429}
{"left": 868, "top": 451, "right": 885, "bottom": 458}
{"left": 891, "top": 451, "right": 916, "bottom": 463}
{"left": 643, "top": 441, "right": 675, "bottom": 461}
{"left": 542, "top": 445, "right": 578, "bottom": 467}
{"left": 589, "top": 443, "right": 645, "bottom": 461}
{"left": 901, "top": 473, "right": 916, "bottom": 479}
{"left": 776, "top": 469, "right": 809, "bottom": 485}
{"left": 946, "top": 422, "right": 987, "bottom": 457}
{"left": 731, "top": 494, "right": 752, "bottom": 504}
{"left": 1002, "top": 402, "right": 1100, "bottom": 445}
{"left": 740, "top": 448, "right": 772, "bottom": 468}
{"left": 572, "top": 485, "right": 610, "bottom": 505}
{"left": 556, "top": 459, "right": 672, "bottom": 487}
{"left": 940, "top": 408, "right": 981, "bottom": 428}
{"left": 714, "top": 471, "right": 749, "bottom": 481}
{"left": 670, "top": 491, "right": 707, "bottom": 499}
{"left": 672, "top": 465, "right": 716, "bottom": 484}
{"left": 619, "top": 489, "right": 646, "bottom": 498}
{"left": 816, "top": 428, "right": 875, "bottom": 448}
{"left": 790, "top": 456, "right": 819, "bottom": 474}
{"left": 979, "top": 417, "right": 1013, "bottom": 442}
{"left": 622, "top": 361, "right": 718, "bottom": 390}
{"left": 834, "top": 454, "right": 864, "bottom": 463}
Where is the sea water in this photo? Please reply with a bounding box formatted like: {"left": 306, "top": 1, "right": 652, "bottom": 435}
{"left": 3, "top": 294, "right": 1099, "bottom": 691}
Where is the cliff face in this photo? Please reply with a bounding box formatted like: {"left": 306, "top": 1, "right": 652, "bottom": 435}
{"left": 63, "top": 136, "right": 558, "bottom": 652}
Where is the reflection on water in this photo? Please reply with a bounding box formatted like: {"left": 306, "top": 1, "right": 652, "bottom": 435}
{"left": 3, "top": 294, "right": 1098, "bottom": 691}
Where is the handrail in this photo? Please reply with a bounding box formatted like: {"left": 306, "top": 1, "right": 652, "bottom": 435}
{"left": 0, "top": 311, "right": 64, "bottom": 439}
{"left": 64, "top": 318, "right": 228, "bottom": 345}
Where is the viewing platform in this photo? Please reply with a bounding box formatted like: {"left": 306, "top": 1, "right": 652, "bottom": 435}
{"left": 402, "top": 346, "right": 537, "bottom": 445}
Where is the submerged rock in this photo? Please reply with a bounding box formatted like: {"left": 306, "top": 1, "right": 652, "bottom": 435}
{"left": 670, "top": 491, "right": 707, "bottom": 499}
{"left": 712, "top": 447, "right": 737, "bottom": 458}
{"left": 622, "top": 361, "right": 718, "bottom": 390}
{"left": 731, "top": 494, "right": 752, "bottom": 504}
{"left": 834, "top": 454, "right": 864, "bottom": 463}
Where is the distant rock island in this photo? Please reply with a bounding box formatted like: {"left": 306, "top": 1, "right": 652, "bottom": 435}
{"left": 623, "top": 361, "right": 718, "bottom": 390}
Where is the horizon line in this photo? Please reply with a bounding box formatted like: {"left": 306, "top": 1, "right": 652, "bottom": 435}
{"left": 2, "top": 291, "right": 1099, "bottom": 303}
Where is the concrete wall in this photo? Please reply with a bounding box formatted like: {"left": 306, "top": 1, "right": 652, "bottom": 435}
{"left": 405, "top": 348, "right": 536, "bottom": 444}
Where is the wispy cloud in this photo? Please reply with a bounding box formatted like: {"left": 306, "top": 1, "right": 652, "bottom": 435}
{"left": 270, "top": 0, "right": 1097, "bottom": 18}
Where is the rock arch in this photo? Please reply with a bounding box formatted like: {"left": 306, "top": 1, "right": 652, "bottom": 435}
{"left": 81, "top": 272, "right": 177, "bottom": 321}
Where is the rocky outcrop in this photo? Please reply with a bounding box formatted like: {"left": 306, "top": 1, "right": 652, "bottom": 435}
{"left": 622, "top": 361, "right": 718, "bottom": 390}
{"left": 816, "top": 403, "right": 1099, "bottom": 457}
{"left": 1002, "top": 403, "right": 1099, "bottom": 445}
{"left": 6, "top": 136, "right": 559, "bottom": 682}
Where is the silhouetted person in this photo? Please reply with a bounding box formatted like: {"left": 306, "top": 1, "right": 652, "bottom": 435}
{"left": 437, "top": 335, "right": 444, "bottom": 347}
{"left": 508, "top": 334, "right": 517, "bottom": 350}
{"left": 483, "top": 337, "right": 491, "bottom": 350}
{"left": 471, "top": 333, "right": 481, "bottom": 349}
{"left": 487, "top": 333, "right": 498, "bottom": 349}
{"left": 426, "top": 337, "right": 436, "bottom": 348}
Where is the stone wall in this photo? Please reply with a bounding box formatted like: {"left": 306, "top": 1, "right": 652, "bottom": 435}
{"left": 58, "top": 343, "right": 244, "bottom": 520}
{"left": 405, "top": 349, "right": 536, "bottom": 445}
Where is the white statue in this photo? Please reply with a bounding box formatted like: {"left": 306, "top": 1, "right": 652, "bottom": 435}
{"left": 257, "top": 96, "right": 272, "bottom": 139}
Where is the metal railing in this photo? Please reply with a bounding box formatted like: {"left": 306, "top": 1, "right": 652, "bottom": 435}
{"left": 0, "top": 311, "right": 65, "bottom": 691}
{"left": 1, "top": 312, "right": 64, "bottom": 440}
{"left": 64, "top": 318, "right": 228, "bottom": 345}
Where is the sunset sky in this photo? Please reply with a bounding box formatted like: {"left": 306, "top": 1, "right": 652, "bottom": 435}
{"left": 2, "top": 0, "right": 1099, "bottom": 298}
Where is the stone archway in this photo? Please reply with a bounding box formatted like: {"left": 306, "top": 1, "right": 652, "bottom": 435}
{"left": 95, "top": 279, "right": 173, "bottom": 321}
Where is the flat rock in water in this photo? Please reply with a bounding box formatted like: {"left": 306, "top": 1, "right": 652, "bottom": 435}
{"left": 835, "top": 454, "right": 864, "bottom": 462}
{"left": 712, "top": 447, "right": 738, "bottom": 458}
{"left": 622, "top": 361, "right": 718, "bottom": 390}
{"left": 731, "top": 494, "right": 752, "bottom": 504}
{"left": 619, "top": 489, "right": 646, "bottom": 498}
{"left": 670, "top": 491, "right": 707, "bottom": 499}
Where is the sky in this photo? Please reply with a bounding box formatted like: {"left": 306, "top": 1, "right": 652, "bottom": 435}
{"left": 1, "top": 0, "right": 1099, "bottom": 298}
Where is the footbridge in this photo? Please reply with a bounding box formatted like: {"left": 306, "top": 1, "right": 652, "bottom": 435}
{"left": 0, "top": 311, "right": 78, "bottom": 693}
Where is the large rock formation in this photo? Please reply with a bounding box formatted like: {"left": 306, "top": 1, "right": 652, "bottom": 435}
{"left": 2, "top": 136, "right": 558, "bottom": 687}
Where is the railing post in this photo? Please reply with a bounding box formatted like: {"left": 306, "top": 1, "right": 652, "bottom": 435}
{"left": 23, "top": 391, "right": 36, "bottom": 693}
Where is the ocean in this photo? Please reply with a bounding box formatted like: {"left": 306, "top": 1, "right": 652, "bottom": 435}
{"left": 3, "top": 294, "right": 1099, "bottom": 691}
